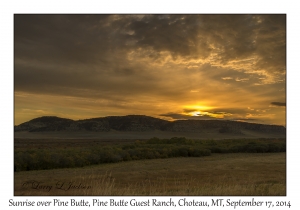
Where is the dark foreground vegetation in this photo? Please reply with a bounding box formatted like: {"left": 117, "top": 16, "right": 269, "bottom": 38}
{"left": 14, "top": 137, "right": 285, "bottom": 172}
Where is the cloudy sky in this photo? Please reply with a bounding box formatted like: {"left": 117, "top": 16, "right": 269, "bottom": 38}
{"left": 14, "top": 14, "right": 286, "bottom": 126}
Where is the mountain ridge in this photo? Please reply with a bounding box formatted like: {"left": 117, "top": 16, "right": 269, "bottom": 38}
{"left": 14, "top": 115, "right": 286, "bottom": 135}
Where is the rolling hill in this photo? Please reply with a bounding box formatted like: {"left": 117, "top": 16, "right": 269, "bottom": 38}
{"left": 14, "top": 115, "right": 286, "bottom": 139}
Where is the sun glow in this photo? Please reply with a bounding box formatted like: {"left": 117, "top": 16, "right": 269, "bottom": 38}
{"left": 184, "top": 105, "right": 214, "bottom": 111}
{"left": 183, "top": 104, "right": 233, "bottom": 119}
{"left": 183, "top": 104, "right": 216, "bottom": 117}
{"left": 190, "top": 111, "right": 201, "bottom": 116}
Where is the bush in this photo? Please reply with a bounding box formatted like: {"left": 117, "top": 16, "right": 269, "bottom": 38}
{"left": 14, "top": 137, "right": 286, "bottom": 172}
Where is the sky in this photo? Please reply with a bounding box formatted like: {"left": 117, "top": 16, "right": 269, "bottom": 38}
{"left": 14, "top": 14, "right": 286, "bottom": 126}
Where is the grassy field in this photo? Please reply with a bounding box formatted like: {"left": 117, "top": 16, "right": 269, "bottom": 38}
{"left": 14, "top": 152, "right": 286, "bottom": 196}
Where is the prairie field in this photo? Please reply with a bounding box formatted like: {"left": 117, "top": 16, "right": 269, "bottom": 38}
{"left": 14, "top": 152, "right": 286, "bottom": 196}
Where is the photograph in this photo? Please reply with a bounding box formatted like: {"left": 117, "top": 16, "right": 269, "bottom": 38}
{"left": 14, "top": 14, "right": 286, "bottom": 196}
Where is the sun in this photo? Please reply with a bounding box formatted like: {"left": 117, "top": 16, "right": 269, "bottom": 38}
{"left": 190, "top": 111, "right": 201, "bottom": 116}
{"left": 183, "top": 104, "right": 215, "bottom": 117}
{"left": 182, "top": 104, "right": 229, "bottom": 119}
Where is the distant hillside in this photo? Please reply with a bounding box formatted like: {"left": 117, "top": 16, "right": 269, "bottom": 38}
{"left": 14, "top": 115, "right": 286, "bottom": 136}
{"left": 14, "top": 116, "right": 75, "bottom": 132}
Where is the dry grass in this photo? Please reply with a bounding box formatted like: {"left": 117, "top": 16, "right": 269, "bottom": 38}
{"left": 14, "top": 153, "right": 286, "bottom": 196}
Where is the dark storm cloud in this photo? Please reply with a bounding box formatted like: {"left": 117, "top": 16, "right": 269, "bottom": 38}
{"left": 15, "top": 15, "right": 159, "bottom": 99}
{"left": 206, "top": 15, "right": 285, "bottom": 74}
{"left": 271, "top": 102, "right": 286, "bottom": 107}
{"left": 15, "top": 15, "right": 115, "bottom": 64}
{"left": 15, "top": 14, "right": 286, "bottom": 97}
{"left": 126, "top": 15, "right": 212, "bottom": 59}
{"left": 134, "top": 15, "right": 284, "bottom": 71}
{"left": 127, "top": 14, "right": 286, "bottom": 75}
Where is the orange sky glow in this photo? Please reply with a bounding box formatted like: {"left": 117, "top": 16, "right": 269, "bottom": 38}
{"left": 14, "top": 14, "right": 286, "bottom": 126}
